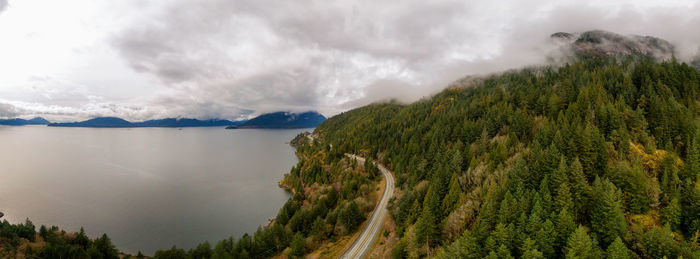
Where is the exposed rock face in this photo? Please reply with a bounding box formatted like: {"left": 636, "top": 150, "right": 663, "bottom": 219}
{"left": 551, "top": 30, "right": 676, "bottom": 60}
{"left": 550, "top": 32, "right": 575, "bottom": 41}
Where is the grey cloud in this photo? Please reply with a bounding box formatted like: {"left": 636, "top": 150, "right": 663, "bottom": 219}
{"left": 525, "top": 3, "right": 700, "bottom": 60}
{"left": 0, "top": 102, "right": 22, "bottom": 118}
{"left": 105, "top": 0, "right": 700, "bottom": 120}
{"left": 264, "top": 1, "right": 478, "bottom": 61}
{"left": 110, "top": 0, "right": 502, "bottom": 118}
{"left": 0, "top": 0, "right": 7, "bottom": 14}
{"left": 0, "top": 100, "right": 143, "bottom": 121}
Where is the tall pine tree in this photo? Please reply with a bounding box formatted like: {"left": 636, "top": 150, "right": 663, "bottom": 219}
{"left": 565, "top": 226, "right": 596, "bottom": 259}
{"left": 590, "top": 177, "right": 627, "bottom": 247}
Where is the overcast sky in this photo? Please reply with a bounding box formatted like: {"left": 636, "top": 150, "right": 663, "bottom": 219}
{"left": 0, "top": 0, "right": 698, "bottom": 121}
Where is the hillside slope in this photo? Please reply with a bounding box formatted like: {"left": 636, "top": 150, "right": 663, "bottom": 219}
{"left": 312, "top": 56, "right": 700, "bottom": 258}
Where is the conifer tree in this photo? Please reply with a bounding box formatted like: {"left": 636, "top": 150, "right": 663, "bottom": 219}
{"left": 579, "top": 125, "right": 597, "bottom": 178}
{"left": 535, "top": 219, "right": 556, "bottom": 258}
{"left": 441, "top": 173, "right": 462, "bottom": 214}
{"left": 485, "top": 250, "right": 499, "bottom": 259}
{"left": 565, "top": 226, "right": 595, "bottom": 259}
{"left": 555, "top": 209, "right": 577, "bottom": 255}
{"left": 527, "top": 199, "right": 544, "bottom": 234}
{"left": 555, "top": 182, "right": 574, "bottom": 213}
{"left": 642, "top": 226, "right": 678, "bottom": 258}
{"left": 498, "top": 191, "right": 520, "bottom": 226}
{"left": 661, "top": 197, "right": 681, "bottom": 231}
{"left": 590, "top": 177, "right": 627, "bottom": 247}
{"left": 538, "top": 177, "right": 554, "bottom": 216}
{"left": 681, "top": 180, "right": 700, "bottom": 235}
{"left": 496, "top": 244, "right": 514, "bottom": 259}
{"left": 310, "top": 217, "right": 326, "bottom": 240}
{"left": 73, "top": 227, "right": 90, "bottom": 248}
{"left": 92, "top": 234, "right": 119, "bottom": 259}
{"left": 492, "top": 223, "right": 514, "bottom": 251}
{"left": 340, "top": 201, "right": 365, "bottom": 232}
{"left": 521, "top": 237, "right": 544, "bottom": 259}
{"left": 551, "top": 157, "right": 569, "bottom": 193}
{"left": 416, "top": 204, "right": 440, "bottom": 247}
{"left": 437, "top": 231, "right": 482, "bottom": 259}
{"left": 288, "top": 233, "right": 306, "bottom": 258}
{"left": 605, "top": 237, "right": 629, "bottom": 259}
{"left": 569, "top": 158, "right": 590, "bottom": 219}
{"left": 683, "top": 138, "right": 699, "bottom": 181}
{"left": 191, "top": 241, "right": 213, "bottom": 259}
{"left": 543, "top": 144, "right": 563, "bottom": 177}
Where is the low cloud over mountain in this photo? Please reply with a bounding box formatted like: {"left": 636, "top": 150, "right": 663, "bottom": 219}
{"left": 1, "top": 0, "right": 699, "bottom": 121}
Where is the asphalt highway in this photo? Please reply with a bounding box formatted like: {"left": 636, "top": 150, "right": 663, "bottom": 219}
{"left": 341, "top": 154, "right": 395, "bottom": 259}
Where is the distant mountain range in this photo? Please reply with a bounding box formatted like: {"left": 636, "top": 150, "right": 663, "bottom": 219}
{"left": 226, "top": 111, "right": 326, "bottom": 129}
{"left": 137, "top": 118, "right": 246, "bottom": 127}
{"left": 0, "top": 117, "right": 50, "bottom": 126}
{"left": 48, "top": 117, "right": 246, "bottom": 128}
{"left": 42, "top": 111, "right": 325, "bottom": 128}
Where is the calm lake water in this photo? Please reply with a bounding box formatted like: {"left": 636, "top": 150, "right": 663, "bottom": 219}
{"left": 0, "top": 126, "right": 307, "bottom": 255}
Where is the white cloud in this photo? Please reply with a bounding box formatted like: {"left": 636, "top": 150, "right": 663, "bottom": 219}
{"left": 0, "top": 0, "right": 699, "bottom": 121}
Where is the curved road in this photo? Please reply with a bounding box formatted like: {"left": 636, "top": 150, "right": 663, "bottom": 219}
{"left": 341, "top": 154, "right": 395, "bottom": 259}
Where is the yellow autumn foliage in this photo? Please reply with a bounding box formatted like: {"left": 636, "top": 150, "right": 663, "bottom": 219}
{"left": 628, "top": 142, "right": 682, "bottom": 172}
{"left": 431, "top": 97, "right": 454, "bottom": 114}
{"left": 628, "top": 210, "right": 660, "bottom": 232}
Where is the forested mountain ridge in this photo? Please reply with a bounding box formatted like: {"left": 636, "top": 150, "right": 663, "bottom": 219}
{"left": 308, "top": 56, "right": 700, "bottom": 258}
{"left": 0, "top": 117, "right": 50, "bottom": 126}
{"left": 48, "top": 117, "right": 244, "bottom": 128}
{"left": 227, "top": 111, "right": 326, "bottom": 129}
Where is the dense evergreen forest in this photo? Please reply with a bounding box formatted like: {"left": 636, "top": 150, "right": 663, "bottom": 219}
{"left": 314, "top": 56, "right": 700, "bottom": 258}
{"left": 0, "top": 218, "right": 130, "bottom": 258}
